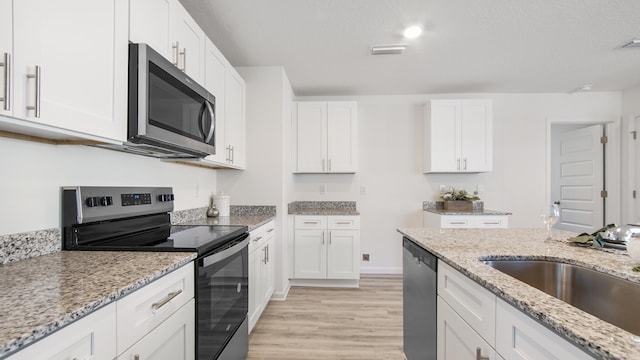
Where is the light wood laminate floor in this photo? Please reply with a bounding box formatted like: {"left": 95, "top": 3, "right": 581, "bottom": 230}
{"left": 247, "top": 275, "right": 405, "bottom": 360}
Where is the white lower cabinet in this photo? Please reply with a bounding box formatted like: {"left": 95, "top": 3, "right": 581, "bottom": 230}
{"left": 438, "top": 297, "right": 497, "bottom": 360}
{"left": 437, "top": 260, "right": 592, "bottom": 360}
{"left": 293, "top": 216, "right": 360, "bottom": 281}
{"left": 424, "top": 212, "right": 509, "bottom": 229}
{"left": 6, "top": 302, "right": 117, "bottom": 360}
{"left": 117, "top": 299, "right": 195, "bottom": 360}
{"left": 6, "top": 262, "right": 195, "bottom": 360}
{"left": 495, "top": 298, "right": 590, "bottom": 360}
{"left": 248, "top": 220, "right": 276, "bottom": 333}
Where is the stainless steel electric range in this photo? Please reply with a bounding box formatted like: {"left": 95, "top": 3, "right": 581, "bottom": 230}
{"left": 61, "top": 186, "right": 249, "bottom": 360}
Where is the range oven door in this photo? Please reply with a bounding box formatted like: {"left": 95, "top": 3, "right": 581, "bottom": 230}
{"left": 196, "top": 234, "right": 249, "bottom": 360}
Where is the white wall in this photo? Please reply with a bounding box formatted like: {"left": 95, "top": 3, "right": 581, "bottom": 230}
{"left": 217, "top": 66, "right": 294, "bottom": 298}
{"left": 0, "top": 137, "right": 217, "bottom": 235}
{"left": 621, "top": 86, "right": 640, "bottom": 224}
{"left": 295, "top": 93, "right": 621, "bottom": 274}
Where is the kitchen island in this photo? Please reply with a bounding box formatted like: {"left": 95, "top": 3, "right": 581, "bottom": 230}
{"left": 398, "top": 227, "right": 640, "bottom": 359}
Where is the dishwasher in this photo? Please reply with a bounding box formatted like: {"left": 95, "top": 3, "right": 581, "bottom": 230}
{"left": 403, "top": 237, "right": 437, "bottom": 360}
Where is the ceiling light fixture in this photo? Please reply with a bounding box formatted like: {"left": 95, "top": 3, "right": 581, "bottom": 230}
{"left": 620, "top": 36, "right": 640, "bottom": 49}
{"left": 370, "top": 44, "right": 407, "bottom": 55}
{"left": 403, "top": 25, "right": 423, "bottom": 39}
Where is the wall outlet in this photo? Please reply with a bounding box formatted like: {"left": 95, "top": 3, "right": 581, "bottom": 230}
{"left": 360, "top": 185, "right": 367, "bottom": 195}
{"left": 319, "top": 184, "right": 326, "bottom": 195}
{"left": 362, "top": 253, "right": 370, "bottom": 262}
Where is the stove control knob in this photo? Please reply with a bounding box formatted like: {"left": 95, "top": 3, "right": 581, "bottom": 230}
{"left": 169, "top": 194, "right": 175, "bottom": 201}
{"left": 158, "top": 194, "right": 175, "bottom": 202}
{"left": 100, "top": 196, "right": 113, "bottom": 206}
{"left": 85, "top": 197, "right": 99, "bottom": 207}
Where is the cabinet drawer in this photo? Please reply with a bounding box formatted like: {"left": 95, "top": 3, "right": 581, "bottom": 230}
{"left": 441, "top": 216, "right": 472, "bottom": 228}
{"left": 7, "top": 302, "right": 116, "bottom": 360}
{"left": 250, "top": 220, "right": 275, "bottom": 252}
{"left": 327, "top": 216, "right": 360, "bottom": 229}
{"left": 495, "top": 299, "right": 589, "bottom": 360}
{"left": 116, "top": 263, "right": 194, "bottom": 354}
{"left": 295, "top": 216, "right": 327, "bottom": 229}
{"left": 474, "top": 216, "right": 508, "bottom": 228}
{"left": 438, "top": 260, "right": 496, "bottom": 345}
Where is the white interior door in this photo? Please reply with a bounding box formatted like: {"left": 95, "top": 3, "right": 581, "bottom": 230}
{"left": 552, "top": 124, "right": 604, "bottom": 233}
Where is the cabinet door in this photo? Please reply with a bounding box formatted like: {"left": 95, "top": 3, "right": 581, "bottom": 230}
{"left": 0, "top": 0, "right": 11, "bottom": 116}
{"left": 7, "top": 303, "right": 117, "bottom": 360}
{"left": 248, "top": 246, "right": 263, "bottom": 332}
{"left": 296, "top": 102, "right": 327, "bottom": 172}
{"left": 327, "top": 229, "right": 360, "bottom": 279}
{"left": 118, "top": 299, "right": 195, "bottom": 360}
{"left": 225, "top": 67, "right": 246, "bottom": 168}
{"left": 326, "top": 101, "right": 357, "bottom": 173}
{"left": 495, "top": 299, "right": 590, "bottom": 360}
{"left": 460, "top": 99, "right": 492, "bottom": 172}
{"left": 438, "top": 297, "right": 497, "bottom": 360}
{"left": 425, "top": 100, "right": 460, "bottom": 173}
{"left": 12, "top": 0, "right": 127, "bottom": 141}
{"left": 203, "top": 38, "right": 227, "bottom": 163}
{"left": 261, "top": 236, "right": 275, "bottom": 305}
{"left": 294, "top": 229, "right": 327, "bottom": 279}
{"left": 169, "top": 1, "right": 205, "bottom": 83}
{"left": 129, "top": 0, "right": 171, "bottom": 59}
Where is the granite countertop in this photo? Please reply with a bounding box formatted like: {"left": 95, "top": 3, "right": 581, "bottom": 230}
{"left": 423, "top": 200, "right": 511, "bottom": 216}
{"left": 0, "top": 251, "right": 196, "bottom": 358}
{"left": 397, "top": 227, "right": 640, "bottom": 360}
{"left": 288, "top": 201, "right": 359, "bottom": 216}
{"left": 181, "top": 214, "right": 275, "bottom": 231}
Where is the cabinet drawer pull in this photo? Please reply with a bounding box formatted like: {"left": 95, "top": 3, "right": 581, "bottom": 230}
{"left": 449, "top": 221, "right": 466, "bottom": 225}
{"left": 253, "top": 236, "right": 263, "bottom": 242}
{"left": 26, "top": 66, "right": 41, "bottom": 118}
{"left": 303, "top": 221, "right": 319, "bottom": 224}
{"left": 1, "top": 53, "right": 9, "bottom": 111}
{"left": 335, "top": 221, "right": 352, "bottom": 225}
{"left": 322, "top": 231, "right": 325, "bottom": 245}
{"left": 180, "top": 48, "right": 186, "bottom": 72}
{"left": 329, "top": 231, "right": 332, "bottom": 245}
{"left": 483, "top": 221, "right": 500, "bottom": 225}
{"left": 267, "top": 228, "right": 274, "bottom": 232}
{"left": 151, "top": 289, "right": 183, "bottom": 310}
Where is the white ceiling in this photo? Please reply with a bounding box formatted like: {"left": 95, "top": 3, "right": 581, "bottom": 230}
{"left": 179, "top": 0, "right": 640, "bottom": 96}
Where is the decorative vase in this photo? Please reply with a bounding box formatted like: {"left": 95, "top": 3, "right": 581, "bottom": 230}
{"left": 443, "top": 201, "right": 473, "bottom": 212}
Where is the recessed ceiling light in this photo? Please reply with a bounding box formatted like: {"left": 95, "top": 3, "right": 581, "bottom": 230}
{"left": 403, "top": 25, "right": 423, "bottom": 39}
{"left": 370, "top": 44, "right": 407, "bottom": 55}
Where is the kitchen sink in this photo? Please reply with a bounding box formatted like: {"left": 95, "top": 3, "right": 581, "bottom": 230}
{"left": 483, "top": 259, "right": 640, "bottom": 335}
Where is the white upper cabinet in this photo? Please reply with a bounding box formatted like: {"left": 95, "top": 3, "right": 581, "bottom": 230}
{"left": 8, "top": 0, "right": 128, "bottom": 141}
{"left": 130, "top": 0, "right": 205, "bottom": 84}
{"left": 424, "top": 99, "right": 492, "bottom": 173}
{"left": 203, "top": 38, "right": 227, "bottom": 164}
{"left": 224, "top": 67, "right": 246, "bottom": 168}
{"left": 169, "top": 1, "right": 205, "bottom": 83}
{"left": 0, "top": 0, "right": 12, "bottom": 117}
{"left": 294, "top": 101, "right": 358, "bottom": 173}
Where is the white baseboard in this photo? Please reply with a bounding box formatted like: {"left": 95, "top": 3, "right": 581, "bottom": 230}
{"left": 270, "top": 282, "right": 291, "bottom": 301}
{"left": 360, "top": 266, "right": 402, "bottom": 275}
{"left": 289, "top": 278, "right": 360, "bottom": 288}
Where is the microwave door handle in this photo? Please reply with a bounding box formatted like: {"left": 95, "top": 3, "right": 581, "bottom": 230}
{"left": 204, "top": 100, "right": 215, "bottom": 143}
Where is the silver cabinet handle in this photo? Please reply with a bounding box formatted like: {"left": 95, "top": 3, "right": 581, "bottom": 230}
{"left": 26, "top": 66, "right": 41, "bottom": 118}
{"left": 262, "top": 247, "right": 267, "bottom": 264}
{"left": 335, "top": 221, "right": 352, "bottom": 225}
{"left": 321, "top": 231, "right": 325, "bottom": 245}
{"left": 172, "top": 42, "right": 180, "bottom": 66}
{"left": 267, "top": 228, "right": 274, "bottom": 233}
{"left": 180, "top": 48, "right": 186, "bottom": 72}
{"left": 329, "top": 231, "right": 332, "bottom": 245}
{"left": 463, "top": 158, "right": 467, "bottom": 170}
{"left": 449, "top": 221, "right": 467, "bottom": 225}
{"left": 231, "top": 146, "right": 234, "bottom": 163}
{"left": 457, "top": 158, "right": 461, "bottom": 170}
{"left": 328, "top": 158, "right": 332, "bottom": 171}
{"left": 476, "top": 347, "right": 489, "bottom": 360}
{"left": 203, "top": 100, "right": 215, "bottom": 143}
{"left": 303, "top": 221, "right": 319, "bottom": 225}
{"left": 151, "top": 289, "right": 183, "bottom": 310}
{"left": 253, "top": 236, "right": 262, "bottom": 242}
{"left": 266, "top": 244, "right": 269, "bottom": 263}
{"left": 226, "top": 146, "right": 231, "bottom": 162}
{"left": 1, "top": 53, "right": 9, "bottom": 111}
{"left": 322, "top": 159, "right": 326, "bottom": 171}
{"left": 483, "top": 221, "right": 500, "bottom": 225}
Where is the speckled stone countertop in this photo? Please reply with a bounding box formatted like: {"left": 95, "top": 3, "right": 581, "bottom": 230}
{"left": 288, "top": 201, "right": 359, "bottom": 215}
{"left": 397, "top": 227, "right": 640, "bottom": 360}
{"left": 0, "top": 251, "right": 196, "bottom": 358}
{"left": 423, "top": 200, "right": 511, "bottom": 215}
{"left": 180, "top": 205, "right": 276, "bottom": 231}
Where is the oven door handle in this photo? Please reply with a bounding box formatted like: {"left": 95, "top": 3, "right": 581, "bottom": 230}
{"left": 202, "top": 233, "right": 249, "bottom": 267}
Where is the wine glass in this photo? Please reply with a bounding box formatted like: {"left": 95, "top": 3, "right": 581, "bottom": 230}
{"left": 540, "top": 204, "right": 560, "bottom": 242}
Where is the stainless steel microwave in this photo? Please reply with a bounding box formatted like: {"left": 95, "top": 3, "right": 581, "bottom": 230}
{"left": 103, "top": 43, "right": 216, "bottom": 158}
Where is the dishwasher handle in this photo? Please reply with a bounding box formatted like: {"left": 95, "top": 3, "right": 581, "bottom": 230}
{"left": 403, "top": 237, "right": 437, "bottom": 272}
